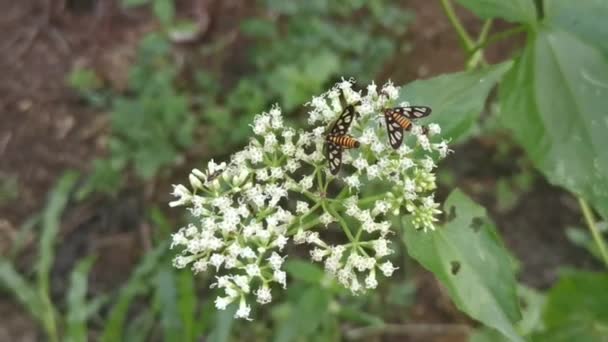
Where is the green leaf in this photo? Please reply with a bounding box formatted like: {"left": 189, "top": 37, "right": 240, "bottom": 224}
{"left": 124, "top": 310, "right": 156, "bottom": 342}
{"left": 207, "top": 305, "right": 236, "bottom": 342}
{"left": 532, "top": 271, "right": 608, "bottom": 341}
{"left": 398, "top": 62, "right": 512, "bottom": 142}
{"left": 9, "top": 214, "right": 40, "bottom": 261}
{"left": 284, "top": 260, "right": 325, "bottom": 284}
{"left": 455, "top": 0, "right": 537, "bottom": 24}
{"left": 0, "top": 260, "right": 41, "bottom": 321}
{"left": 38, "top": 171, "right": 79, "bottom": 340}
{"left": 403, "top": 189, "right": 523, "bottom": 342}
{"left": 153, "top": 0, "right": 174, "bottom": 26}
{"left": 65, "top": 257, "right": 96, "bottom": 342}
{"left": 273, "top": 287, "right": 331, "bottom": 342}
{"left": 545, "top": 0, "right": 608, "bottom": 53}
{"left": 499, "top": 29, "right": 608, "bottom": 220}
{"left": 155, "top": 266, "right": 183, "bottom": 342}
{"left": 38, "top": 171, "right": 79, "bottom": 294}
{"left": 516, "top": 285, "right": 545, "bottom": 335}
{"left": 101, "top": 242, "right": 168, "bottom": 342}
{"left": 177, "top": 271, "right": 196, "bottom": 342}
{"left": 544, "top": 271, "right": 608, "bottom": 329}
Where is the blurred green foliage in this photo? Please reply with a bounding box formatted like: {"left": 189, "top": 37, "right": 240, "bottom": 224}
{"left": 8, "top": 0, "right": 607, "bottom": 341}
{"left": 0, "top": 172, "right": 107, "bottom": 342}
{"left": 69, "top": 0, "right": 411, "bottom": 196}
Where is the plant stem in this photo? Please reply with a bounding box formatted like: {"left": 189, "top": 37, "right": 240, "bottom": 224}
{"left": 465, "top": 19, "right": 492, "bottom": 69}
{"left": 439, "top": 0, "right": 475, "bottom": 52}
{"left": 477, "top": 19, "right": 493, "bottom": 45}
{"left": 470, "top": 25, "right": 527, "bottom": 54}
{"left": 578, "top": 197, "right": 608, "bottom": 268}
{"left": 324, "top": 203, "right": 356, "bottom": 242}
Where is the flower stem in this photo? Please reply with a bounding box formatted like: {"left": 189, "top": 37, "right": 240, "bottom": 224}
{"left": 578, "top": 197, "right": 608, "bottom": 268}
{"left": 324, "top": 203, "right": 356, "bottom": 242}
{"left": 439, "top": 0, "right": 474, "bottom": 52}
{"left": 470, "top": 25, "right": 527, "bottom": 55}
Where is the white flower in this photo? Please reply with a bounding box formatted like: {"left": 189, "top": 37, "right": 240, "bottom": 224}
{"left": 428, "top": 123, "right": 441, "bottom": 136}
{"left": 365, "top": 271, "right": 378, "bottom": 289}
{"left": 296, "top": 201, "right": 310, "bottom": 214}
{"left": 235, "top": 298, "right": 252, "bottom": 320}
{"left": 168, "top": 79, "right": 448, "bottom": 320}
{"left": 256, "top": 287, "right": 272, "bottom": 304}
{"left": 215, "top": 296, "right": 233, "bottom": 310}
{"left": 319, "top": 212, "right": 334, "bottom": 226}
{"left": 379, "top": 261, "right": 397, "bottom": 277}
{"left": 169, "top": 184, "right": 192, "bottom": 207}
{"left": 274, "top": 270, "right": 287, "bottom": 288}
{"left": 344, "top": 175, "right": 360, "bottom": 189}
{"left": 381, "top": 80, "right": 399, "bottom": 100}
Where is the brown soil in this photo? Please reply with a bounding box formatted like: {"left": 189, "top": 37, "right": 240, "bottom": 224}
{"left": 0, "top": 0, "right": 598, "bottom": 341}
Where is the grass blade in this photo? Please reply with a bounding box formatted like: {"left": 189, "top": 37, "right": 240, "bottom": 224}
{"left": 154, "top": 265, "right": 182, "bottom": 342}
{"left": 65, "top": 256, "right": 96, "bottom": 342}
{"left": 37, "top": 171, "right": 79, "bottom": 342}
{"left": 0, "top": 260, "right": 41, "bottom": 320}
{"left": 101, "top": 241, "right": 168, "bottom": 342}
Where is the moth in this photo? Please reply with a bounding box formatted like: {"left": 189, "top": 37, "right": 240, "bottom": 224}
{"left": 383, "top": 106, "right": 432, "bottom": 149}
{"left": 325, "top": 105, "right": 360, "bottom": 175}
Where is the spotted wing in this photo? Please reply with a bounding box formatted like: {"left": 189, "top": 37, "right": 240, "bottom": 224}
{"left": 329, "top": 105, "right": 356, "bottom": 136}
{"left": 326, "top": 141, "right": 343, "bottom": 175}
{"left": 385, "top": 112, "right": 405, "bottom": 149}
{"left": 392, "top": 106, "right": 432, "bottom": 119}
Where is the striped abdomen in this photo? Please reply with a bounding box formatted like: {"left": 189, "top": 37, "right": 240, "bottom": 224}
{"left": 327, "top": 135, "right": 360, "bottom": 148}
{"left": 390, "top": 112, "right": 413, "bottom": 130}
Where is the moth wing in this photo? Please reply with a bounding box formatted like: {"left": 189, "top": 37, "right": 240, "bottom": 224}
{"left": 385, "top": 113, "right": 404, "bottom": 149}
{"left": 399, "top": 106, "right": 432, "bottom": 119}
{"left": 326, "top": 141, "right": 343, "bottom": 175}
{"left": 329, "top": 105, "right": 356, "bottom": 136}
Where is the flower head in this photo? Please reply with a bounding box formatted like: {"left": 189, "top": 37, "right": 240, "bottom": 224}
{"left": 169, "top": 79, "right": 449, "bottom": 319}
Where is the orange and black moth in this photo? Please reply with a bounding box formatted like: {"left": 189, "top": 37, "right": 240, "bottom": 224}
{"left": 325, "top": 105, "right": 360, "bottom": 175}
{"left": 384, "top": 106, "right": 431, "bottom": 149}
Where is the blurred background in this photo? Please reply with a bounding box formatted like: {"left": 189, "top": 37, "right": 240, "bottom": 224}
{"left": 0, "top": 0, "right": 603, "bottom": 341}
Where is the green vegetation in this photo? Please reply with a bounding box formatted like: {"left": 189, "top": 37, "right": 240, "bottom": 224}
{"left": 3, "top": 0, "right": 608, "bottom": 341}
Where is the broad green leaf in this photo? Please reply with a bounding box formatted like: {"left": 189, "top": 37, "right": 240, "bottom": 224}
{"left": 469, "top": 285, "right": 545, "bottom": 342}
{"left": 101, "top": 242, "right": 168, "bottom": 342}
{"left": 273, "top": 287, "right": 330, "bottom": 342}
{"left": 545, "top": 0, "right": 608, "bottom": 53}
{"left": 469, "top": 328, "right": 508, "bottom": 342}
{"left": 403, "top": 190, "right": 522, "bottom": 342}
{"left": 66, "top": 257, "right": 96, "bottom": 342}
{"left": 398, "top": 62, "right": 512, "bottom": 142}
{"left": 516, "top": 285, "right": 545, "bottom": 335}
{"left": 531, "top": 271, "right": 608, "bottom": 341}
{"left": 500, "top": 29, "right": 608, "bottom": 220}
{"left": 455, "top": 0, "right": 537, "bottom": 24}
{"left": 543, "top": 271, "right": 608, "bottom": 329}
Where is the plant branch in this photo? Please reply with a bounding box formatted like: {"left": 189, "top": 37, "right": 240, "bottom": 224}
{"left": 578, "top": 197, "right": 608, "bottom": 268}
{"left": 470, "top": 25, "right": 527, "bottom": 55}
{"left": 439, "top": 0, "right": 475, "bottom": 52}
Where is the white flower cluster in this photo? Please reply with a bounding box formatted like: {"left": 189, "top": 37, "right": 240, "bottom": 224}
{"left": 169, "top": 79, "right": 451, "bottom": 320}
